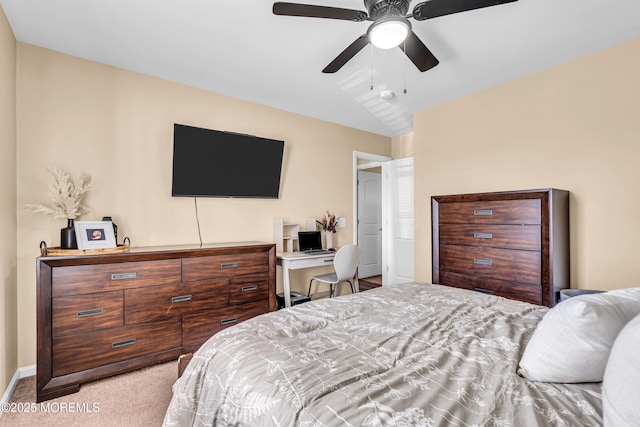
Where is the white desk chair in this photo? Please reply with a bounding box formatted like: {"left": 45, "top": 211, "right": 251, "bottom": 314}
{"left": 307, "top": 244, "right": 359, "bottom": 300}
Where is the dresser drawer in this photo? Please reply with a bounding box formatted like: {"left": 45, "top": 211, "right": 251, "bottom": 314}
{"left": 229, "top": 273, "right": 270, "bottom": 305}
{"left": 438, "top": 199, "right": 541, "bottom": 225}
{"left": 52, "top": 291, "right": 124, "bottom": 337}
{"left": 52, "top": 318, "right": 181, "bottom": 377}
{"left": 182, "top": 300, "right": 268, "bottom": 350}
{"left": 124, "top": 279, "right": 229, "bottom": 324}
{"left": 439, "top": 271, "right": 542, "bottom": 305}
{"left": 182, "top": 253, "right": 268, "bottom": 282}
{"left": 51, "top": 259, "right": 182, "bottom": 297}
{"left": 439, "top": 224, "right": 541, "bottom": 251}
{"left": 439, "top": 245, "right": 541, "bottom": 285}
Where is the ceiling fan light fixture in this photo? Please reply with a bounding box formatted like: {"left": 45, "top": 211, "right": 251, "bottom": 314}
{"left": 368, "top": 16, "right": 411, "bottom": 49}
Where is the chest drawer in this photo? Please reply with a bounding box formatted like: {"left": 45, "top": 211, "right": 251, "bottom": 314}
{"left": 124, "top": 279, "right": 229, "bottom": 324}
{"left": 52, "top": 259, "right": 182, "bottom": 297}
{"left": 439, "top": 245, "right": 541, "bottom": 285}
{"left": 52, "top": 318, "right": 181, "bottom": 377}
{"left": 439, "top": 224, "right": 541, "bottom": 251}
{"left": 229, "top": 273, "right": 270, "bottom": 305}
{"left": 182, "top": 300, "right": 268, "bottom": 351}
{"left": 52, "top": 291, "right": 124, "bottom": 337}
{"left": 182, "top": 252, "right": 268, "bottom": 282}
{"left": 440, "top": 271, "right": 542, "bottom": 305}
{"left": 438, "top": 199, "right": 541, "bottom": 225}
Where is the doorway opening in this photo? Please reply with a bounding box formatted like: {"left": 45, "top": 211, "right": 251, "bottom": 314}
{"left": 353, "top": 151, "right": 389, "bottom": 289}
{"left": 353, "top": 151, "right": 415, "bottom": 289}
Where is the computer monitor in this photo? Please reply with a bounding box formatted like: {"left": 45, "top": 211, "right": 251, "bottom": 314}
{"left": 298, "top": 231, "right": 322, "bottom": 252}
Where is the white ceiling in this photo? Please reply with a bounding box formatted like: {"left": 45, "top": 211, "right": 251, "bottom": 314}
{"left": 2, "top": 0, "right": 640, "bottom": 137}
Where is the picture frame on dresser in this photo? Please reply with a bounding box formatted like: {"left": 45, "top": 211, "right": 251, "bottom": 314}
{"left": 74, "top": 220, "right": 116, "bottom": 249}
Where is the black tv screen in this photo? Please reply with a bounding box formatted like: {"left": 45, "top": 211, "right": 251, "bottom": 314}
{"left": 172, "top": 124, "right": 285, "bottom": 198}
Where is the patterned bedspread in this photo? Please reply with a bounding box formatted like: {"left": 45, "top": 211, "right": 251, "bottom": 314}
{"left": 163, "top": 283, "right": 602, "bottom": 426}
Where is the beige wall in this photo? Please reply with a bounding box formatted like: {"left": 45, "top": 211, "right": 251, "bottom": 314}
{"left": 15, "top": 44, "right": 390, "bottom": 367}
{"left": 391, "top": 132, "right": 414, "bottom": 159}
{"left": 415, "top": 37, "right": 640, "bottom": 292}
{"left": 0, "top": 5, "right": 17, "bottom": 391}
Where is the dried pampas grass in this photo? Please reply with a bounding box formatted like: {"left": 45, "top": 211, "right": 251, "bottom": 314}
{"left": 26, "top": 166, "right": 92, "bottom": 219}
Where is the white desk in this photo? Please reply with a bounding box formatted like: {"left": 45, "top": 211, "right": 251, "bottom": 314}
{"left": 276, "top": 251, "right": 359, "bottom": 307}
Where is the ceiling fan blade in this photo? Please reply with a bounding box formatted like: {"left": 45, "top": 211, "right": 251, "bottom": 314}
{"left": 412, "top": 0, "right": 517, "bottom": 21}
{"left": 273, "top": 2, "right": 367, "bottom": 21}
{"left": 322, "top": 35, "right": 369, "bottom": 73}
{"left": 399, "top": 31, "right": 439, "bottom": 72}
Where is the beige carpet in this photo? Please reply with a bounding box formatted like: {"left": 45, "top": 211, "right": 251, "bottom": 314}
{"left": 0, "top": 361, "right": 177, "bottom": 426}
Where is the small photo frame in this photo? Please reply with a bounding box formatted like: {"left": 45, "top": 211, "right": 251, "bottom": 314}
{"left": 75, "top": 221, "right": 117, "bottom": 250}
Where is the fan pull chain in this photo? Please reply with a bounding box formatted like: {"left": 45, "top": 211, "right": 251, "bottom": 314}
{"left": 403, "top": 39, "right": 407, "bottom": 94}
{"left": 370, "top": 44, "right": 374, "bottom": 91}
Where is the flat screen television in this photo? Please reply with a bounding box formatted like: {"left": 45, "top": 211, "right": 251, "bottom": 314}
{"left": 172, "top": 124, "right": 285, "bottom": 198}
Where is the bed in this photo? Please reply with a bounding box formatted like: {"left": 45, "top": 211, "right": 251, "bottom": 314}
{"left": 163, "top": 282, "right": 636, "bottom": 426}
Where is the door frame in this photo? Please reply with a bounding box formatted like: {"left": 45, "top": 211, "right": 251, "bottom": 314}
{"left": 352, "top": 151, "right": 392, "bottom": 280}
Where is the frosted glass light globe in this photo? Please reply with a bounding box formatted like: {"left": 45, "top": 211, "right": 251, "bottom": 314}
{"left": 368, "top": 18, "right": 411, "bottom": 49}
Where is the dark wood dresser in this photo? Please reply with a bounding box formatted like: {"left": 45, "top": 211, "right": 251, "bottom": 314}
{"left": 36, "top": 242, "right": 276, "bottom": 402}
{"left": 432, "top": 189, "right": 569, "bottom": 307}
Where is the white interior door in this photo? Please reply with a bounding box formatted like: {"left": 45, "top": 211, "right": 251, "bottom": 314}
{"left": 382, "top": 157, "right": 414, "bottom": 285}
{"left": 357, "top": 170, "right": 382, "bottom": 278}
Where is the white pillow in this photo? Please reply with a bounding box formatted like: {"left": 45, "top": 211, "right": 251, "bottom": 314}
{"left": 602, "top": 313, "right": 640, "bottom": 427}
{"left": 518, "top": 288, "right": 640, "bottom": 383}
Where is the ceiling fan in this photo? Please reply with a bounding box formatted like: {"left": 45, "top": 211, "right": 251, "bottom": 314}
{"left": 273, "top": 0, "right": 518, "bottom": 73}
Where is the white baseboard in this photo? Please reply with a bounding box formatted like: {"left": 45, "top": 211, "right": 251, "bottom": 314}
{"left": 0, "top": 364, "right": 36, "bottom": 415}
{"left": 18, "top": 365, "right": 36, "bottom": 378}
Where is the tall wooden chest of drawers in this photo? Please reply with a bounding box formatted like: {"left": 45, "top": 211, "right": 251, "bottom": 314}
{"left": 432, "top": 189, "right": 569, "bottom": 307}
{"left": 37, "top": 242, "right": 276, "bottom": 402}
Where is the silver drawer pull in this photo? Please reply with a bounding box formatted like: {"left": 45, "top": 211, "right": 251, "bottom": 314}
{"left": 112, "top": 338, "right": 136, "bottom": 349}
{"left": 171, "top": 295, "right": 192, "bottom": 303}
{"left": 324, "top": 259, "right": 334, "bottom": 263}
{"left": 474, "top": 259, "right": 493, "bottom": 266}
{"left": 241, "top": 285, "right": 258, "bottom": 292}
{"left": 76, "top": 308, "right": 103, "bottom": 318}
{"left": 220, "top": 317, "right": 238, "bottom": 326}
{"left": 221, "top": 263, "right": 238, "bottom": 269}
{"left": 111, "top": 272, "right": 137, "bottom": 281}
{"left": 475, "top": 288, "right": 494, "bottom": 295}
{"left": 473, "top": 233, "right": 493, "bottom": 239}
{"left": 474, "top": 209, "right": 493, "bottom": 216}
